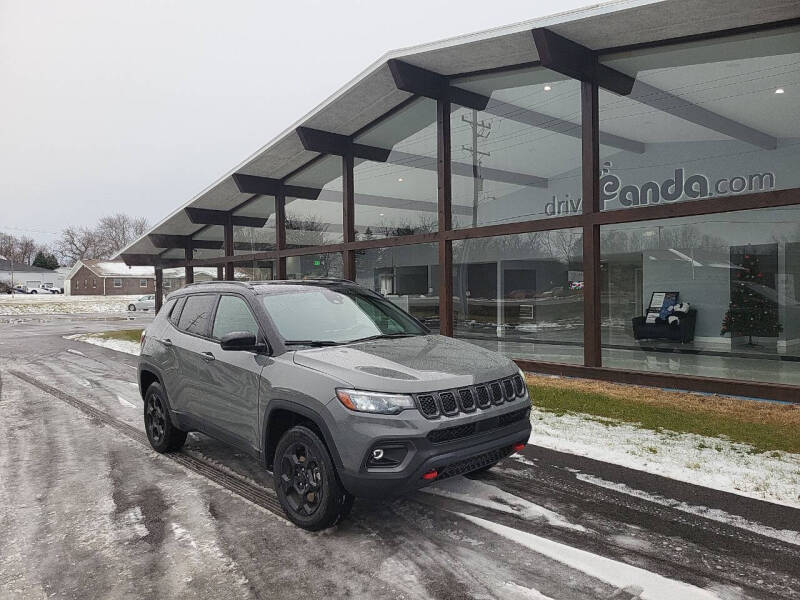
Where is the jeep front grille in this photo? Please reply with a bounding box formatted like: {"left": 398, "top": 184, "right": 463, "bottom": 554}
{"left": 436, "top": 445, "right": 515, "bottom": 480}
{"left": 414, "top": 376, "right": 526, "bottom": 419}
{"left": 427, "top": 408, "right": 529, "bottom": 443}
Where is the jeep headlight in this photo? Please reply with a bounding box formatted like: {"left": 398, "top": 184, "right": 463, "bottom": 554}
{"left": 336, "top": 389, "right": 416, "bottom": 415}
{"left": 518, "top": 368, "right": 530, "bottom": 399}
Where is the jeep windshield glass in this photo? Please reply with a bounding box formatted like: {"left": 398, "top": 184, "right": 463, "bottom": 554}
{"left": 261, "top": 287, "right": 427, "bottom": 345}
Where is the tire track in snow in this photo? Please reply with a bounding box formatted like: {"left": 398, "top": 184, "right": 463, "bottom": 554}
{"left": 8, "top": 370, "right": 285, "bottom": 517}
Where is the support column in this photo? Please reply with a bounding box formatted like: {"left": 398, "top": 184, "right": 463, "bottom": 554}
{"left": 224, "top": 213, "right": 235, "bottom": 281}
{"left": 184, "top": 241, "right": 194, "bottom": 285}
{"left": 275, "top": 190, "right": 287, "bottom": 279}
{"left": 217, "top": 266, "right": 224, "bottom": 280}
{"left": 581, "top": 80, "right": 602, "bottom": 367}
{"left": 342, "top": 152, "right": 356, "bottom": 281}
{"left": 437, "top": 98, "right": 453, "bottom": 336}
{"left": 154, "top": 267, "right": 164, "bottom": 313}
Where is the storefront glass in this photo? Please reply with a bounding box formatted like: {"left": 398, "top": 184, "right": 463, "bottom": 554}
{"left": 449, "top": 67, "right": 582, "bottom": 228}
{"left": 233, "top": 195, "right": 277, "bottom": 254}
{"left": 598, "top": 26, "right": 800, "bottom": 212}
{"left": 286, "top": 252, "right": 343, "bottom": 280}
{"left": 284, "top": 156, "right": 344, "bottom": 247}
{"left": 601, "top": 206, "right": 800, "bottom": 385}
{"left": 453, "top": 229, "right": 584, "bottom": 363}
{"left": 355, "top": 243, "right": 439, "bottom": 327}
{"left": 353, "top": 99, "right": 439, "bottom": 240}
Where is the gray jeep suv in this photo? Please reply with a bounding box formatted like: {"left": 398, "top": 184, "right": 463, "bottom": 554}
{"left": 138, "top": 279, "right": 531, "bottom": 530}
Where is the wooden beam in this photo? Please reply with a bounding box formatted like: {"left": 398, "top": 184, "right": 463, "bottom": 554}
{"left": 185, "top": 207, "right": 268, "bottom": 227}
{"left": 582, "top": 81, "right": 602, "bottom": 368}
{"left": 224, "top": 214, "right": 234, "bottom": 281}
{"left": 342, "top": 152, "right": 356, "bottom": 281}
{"left": 437, "top": 97, "right": 453, "bottom": 337}
{"left": 230, "top": 173, "right": 282, "bottom": 196}
{"left": 149, "top": 233, "right": 223, "bottom": 250}
{"left": 184, "top": 240, "right": 194, "bottom": 285}
{"left": 154, "top": 268, "right": 163, "bottom": 313}
{"left": 532, "top": 27, "right": 777, "bottom": 150}
{"left": 388, "top": 59, "right": 643, "bottom": 154}
{"left": 119, "top": 253, "right": 185, "bottom": 268}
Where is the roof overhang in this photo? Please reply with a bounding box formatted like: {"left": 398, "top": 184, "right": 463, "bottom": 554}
{"left": 117, "top": 0, "right": 800, "bottom": 263}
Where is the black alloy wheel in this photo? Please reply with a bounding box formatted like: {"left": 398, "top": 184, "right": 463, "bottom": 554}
{"left": 143, "top": 382, "right": 187, "bottom": 453}
{"left": 273, "top": 425, "right": 353, "bottom": 530}
{"left": 145, "top": 392, "right": 167, "bottom": 446}
{"left": 279, "top": 442, "right": 325, "bottom": 517}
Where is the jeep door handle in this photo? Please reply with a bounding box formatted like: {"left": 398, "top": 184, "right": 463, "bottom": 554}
{"left": 161, "top": 338, "right": 173, "bottom": 347}
{"left": 201, "top": 351, "right": 216, "bottom": 362}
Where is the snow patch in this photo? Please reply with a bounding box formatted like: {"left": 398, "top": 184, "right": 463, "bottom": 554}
{"left": 118, "top": 506, "right": 149, "bottom": 540}
{"left": 65, "top": 348, "right": 86, "bottom": 357}
{"left": 501, "top": 581, "right": 556, "bottom": 599}
{"left": 576, "top": 473, "right": 800, "bottom": 547}
{"left": 65, "top": 334, "right": 140, "bottom": 356}
{"left": 117, "top": 395, "right": 136, "bottom": 409}
{"left": 422, "top": 476, "right": 585, "bottom": 532}
{"left": 458, "top": 513, "right": 724, "bottom": 600}
{"left": 0, "top": 294, "right": 140, "bottom": 315}
{"left": 529, "top": 408, "right": 800, "bottom": 507}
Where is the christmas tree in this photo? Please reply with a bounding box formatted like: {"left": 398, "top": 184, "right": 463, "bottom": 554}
{"left": 720, "top": 251, "right": 782, "bottom": 345}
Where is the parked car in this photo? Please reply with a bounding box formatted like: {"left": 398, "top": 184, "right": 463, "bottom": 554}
{"left": 138, "top": 280, "right": 531, "bottom": 530}
{"left": 128, "top": 295, "right": 156, "bottom": 311}
{"left": 28, "top": 286, "right": 59, "bottom": 294}
{"left": 11, "top": 285, "right": 31, "bottom": 294}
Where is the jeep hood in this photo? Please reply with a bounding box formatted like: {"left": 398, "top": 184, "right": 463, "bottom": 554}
{"left": 292, "top": 335, "right": 516, "bottom": 393}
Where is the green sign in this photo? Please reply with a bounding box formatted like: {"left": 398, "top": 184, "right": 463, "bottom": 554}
{"left": 313, "top": 260, "right": 321, "bottom": 266}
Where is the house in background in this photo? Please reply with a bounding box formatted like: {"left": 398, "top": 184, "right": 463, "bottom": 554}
{"left": 0, "top": 257, "right": 65, "bottom": 290}
{"left": 65, "top": 259, "right": 244, "bottom": 295}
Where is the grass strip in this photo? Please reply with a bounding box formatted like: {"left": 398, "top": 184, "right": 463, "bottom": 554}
{"left": 526, "top": 374, "right": 800, "bottom": 455}
{"left": 94, "top": 329, "right": 143, "bottom": 343}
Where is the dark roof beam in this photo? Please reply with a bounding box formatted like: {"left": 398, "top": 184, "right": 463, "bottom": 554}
{"left": 149, "top": 234, "right": 223, "bottom": 250}
{"left": 532, "top": 28, "right": 777, "bottom": 150}
{"left": 184, "top": 207, "right": 268, "bottom": 227}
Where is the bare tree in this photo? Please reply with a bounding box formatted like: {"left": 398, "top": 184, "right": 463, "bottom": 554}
{"left": 96, "top": 213, "right": 149, "bottom": 257}
{"left": 0, "top": 232, "right": 17, "bottom": 261}
{"left": 56, "top": 226, "right": 104, "bottom": 265}
{"left": 16, "top": 236, "right": 37, "bottom": 266}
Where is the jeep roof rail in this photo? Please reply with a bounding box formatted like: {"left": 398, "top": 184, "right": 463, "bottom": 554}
{"left": 181, "top": 280, "right": 254, "bottom": 289}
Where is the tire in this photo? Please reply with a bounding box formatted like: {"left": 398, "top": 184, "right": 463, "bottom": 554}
{"left": 144, "top": 382, "right": 187, "bottom": 453}
{"left": 30, "top": 290, "right": 37, "bottom": 294}
{"left": 273, "top": 425, "right": 354, "bottom": 531}
{"left": 128, "top": 304, "right": 136, "bottom": 311}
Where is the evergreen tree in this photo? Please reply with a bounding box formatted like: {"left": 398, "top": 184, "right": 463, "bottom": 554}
{"left": 45, "top": 254, "right": 60, "bottom": 269}
{"left": 721, "top": 251, "right": 782, "bottom": 345}
{"left": 32, "top": 251, "right": 48, "bottom": 268}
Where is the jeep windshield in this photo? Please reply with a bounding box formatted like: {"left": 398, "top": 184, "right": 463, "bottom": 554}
{"left": 260, "top": 286, "right": 427, "bottom": 346}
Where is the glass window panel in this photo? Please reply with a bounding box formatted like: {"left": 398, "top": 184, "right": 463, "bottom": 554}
{"left": 599, "top": 26, "right": 800, "bottom": 212}
{"left": 353, "top": 99, "right": 439, "bottom": 240}
{"left": 235, "top": 260, "right": 275, "bottom": 282}
{"left": 234, "top": 195, "right": 277, "bottom": 254}
{"left": 453, "top": 229, "right": 584, "bottom": 363}
{"left": 286, "top": 252, "right": 343, "bottom": 280}
{"left": 355, "top": 243, "right": 439, "bottom": 327}
{"left": 285, "top": 156, "right": 343, "bottom": 247}
{"left": 190, "top": 225, "right": 226, "bottom": 260}
{"left": 212, "top": 295, "right": 260, "bottom": 340}
{"left": 450, "top": 68, "right": 582, "bottom": 228}
{"left": 177, "top": 294, "right": 216, "bottom": 336}
{"left": 601, "top": 206, "right": 800, "bottom": 385}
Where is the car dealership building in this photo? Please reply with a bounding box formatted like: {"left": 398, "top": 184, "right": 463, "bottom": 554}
{"left": 119, "top": 0, "right": 800, "bottom": 402}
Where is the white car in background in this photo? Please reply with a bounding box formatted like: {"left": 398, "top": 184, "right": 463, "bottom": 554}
{"left": 128, "top": 295, "right": 156, "bottom": 311}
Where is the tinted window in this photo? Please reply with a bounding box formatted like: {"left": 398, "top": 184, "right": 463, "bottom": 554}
{"left": 177, "top": 294, "right": 216, "bottom": 336}
{"left": 169, "top": 297, "right": 186, "bottom": 326}
{"left": 212, "top": 295, "right": 259, "bottom": 340}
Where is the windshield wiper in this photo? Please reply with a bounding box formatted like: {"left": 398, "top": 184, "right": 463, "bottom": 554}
{"left": 347, "top": 333, "right": 419, "bottom": 343}
{"left": 284, "top": 340, "right": 342, "bottom": 347}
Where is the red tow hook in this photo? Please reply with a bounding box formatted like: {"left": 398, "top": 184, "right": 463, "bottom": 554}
{"left": 512, "top": 442, "right": 526, "bottom": 452}
{"left": 422, "top": 469, "right": 438, "bottom": 481}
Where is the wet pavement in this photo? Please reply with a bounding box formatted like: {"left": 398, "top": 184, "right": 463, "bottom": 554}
{"left": 1, "top": 313, "right": 798, "bottom": 599}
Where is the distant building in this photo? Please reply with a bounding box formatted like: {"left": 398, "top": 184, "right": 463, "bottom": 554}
{"left": 0, "top": 257, "right": 64, "bottom": 290}
{"left": 65, "top": 259, "right": 237, "bottom": 295}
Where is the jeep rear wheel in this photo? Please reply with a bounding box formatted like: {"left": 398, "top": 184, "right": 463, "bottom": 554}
{"left": 273, "top": 425, "right": 353, "bottom": 531}
{"left": 144, "top": 382, "right": 187, "bottom": 453}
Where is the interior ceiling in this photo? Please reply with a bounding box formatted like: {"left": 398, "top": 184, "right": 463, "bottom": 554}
{"left": 119, "top": 0, "right": 800, "bottom": 259}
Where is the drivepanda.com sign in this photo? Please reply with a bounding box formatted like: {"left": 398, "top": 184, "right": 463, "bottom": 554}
{"left": 600, "top": 163, "right": 777, "bottom": 209}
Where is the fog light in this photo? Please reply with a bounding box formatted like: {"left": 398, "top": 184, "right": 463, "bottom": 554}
{"left": 366, "top": 444, "right": 407, "bottom": 468}
{"left": 512, "top": 442, "right": 525, "bottom": 452}
{"left": 422, "top": 469, "right": 438, "bottom": 480}
{"left": 372, "top": 448, "right": 384, "bottom": 460}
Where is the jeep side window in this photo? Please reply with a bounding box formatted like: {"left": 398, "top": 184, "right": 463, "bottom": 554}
{"left": 169, "top": 297, "right": 187, "bottom": 326}
{"left": 176, "top": 294, "right": 216, "bottom": 337}
{"left": 212, "top": 295, "right": 259, "bottom": 340}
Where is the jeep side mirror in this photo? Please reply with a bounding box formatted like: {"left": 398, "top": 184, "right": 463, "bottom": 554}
{"left": 220, "top": 331, "right": 259, "bottom": 352}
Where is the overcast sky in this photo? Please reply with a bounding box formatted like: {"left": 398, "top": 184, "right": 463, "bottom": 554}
{"left": 0, "top": 0, "right": 593, "bottom": 246}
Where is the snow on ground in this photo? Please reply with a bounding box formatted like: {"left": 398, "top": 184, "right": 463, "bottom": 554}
{"left": 574, "top": 473, "right": 800, "bottom": 546}
{"left": 528, "top": 408, "right": 800, "bottom": 508}
{"left": 460, "top": 512, "right": 725, "bottom": 600}
{"left": 0, "top": 294, "right": 140, "bottom": 315}
{"left": 423, "top": 476, "right": 586, "bottom": 532}
{"left": 64, "top": 333, "right": 140, "bottom": 355}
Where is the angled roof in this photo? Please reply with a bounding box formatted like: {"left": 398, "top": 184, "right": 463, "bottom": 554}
{"left": 118, "top": 0, "right": 800, "bottom": 261}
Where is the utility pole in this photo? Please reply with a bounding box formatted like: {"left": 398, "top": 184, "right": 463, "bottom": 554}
{"left": 461, "top": 109, "right": 491, "bottom": 228}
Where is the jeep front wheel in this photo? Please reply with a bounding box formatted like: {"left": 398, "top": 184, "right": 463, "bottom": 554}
{"left": 273, "top": 425, "right": 353, "bottom": 530}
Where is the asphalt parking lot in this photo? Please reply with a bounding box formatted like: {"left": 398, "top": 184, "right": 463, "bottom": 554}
{"left": 1, "top": 312, "right": 798, "bottom": 600}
